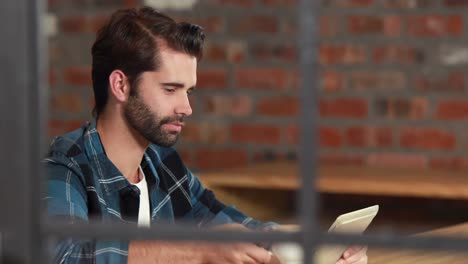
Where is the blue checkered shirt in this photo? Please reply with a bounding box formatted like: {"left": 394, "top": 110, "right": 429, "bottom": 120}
{"left": 44, "top": 119, "right": 275, "bottom": 263}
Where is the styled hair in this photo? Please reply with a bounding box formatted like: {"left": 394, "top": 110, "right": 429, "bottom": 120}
{"left": 91, "top": 7, "right": 205, "bottom": 117}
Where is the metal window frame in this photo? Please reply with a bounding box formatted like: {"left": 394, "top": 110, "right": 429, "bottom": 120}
{"left": 0, "top": 0, "right": 46, "bottom": 263}
{"left": 2, "top": 0, "right": 468, "bottom": 263}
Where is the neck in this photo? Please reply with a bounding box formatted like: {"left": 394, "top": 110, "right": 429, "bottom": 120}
{"left": 96, "top": 111, "right": 149, "bottom": 184}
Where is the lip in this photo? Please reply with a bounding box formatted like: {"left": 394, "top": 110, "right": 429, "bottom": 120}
{"left": 163, "top": 122, "right": 184, "bottom": 132}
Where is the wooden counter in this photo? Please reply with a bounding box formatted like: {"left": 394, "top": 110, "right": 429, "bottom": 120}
{"left": 198, "top": 161, "right": 468, "bottom": 199}
{"left": 369, "top": 222, "right": 468, "bottom": 263}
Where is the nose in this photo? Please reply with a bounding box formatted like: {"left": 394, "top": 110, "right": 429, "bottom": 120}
{"left": 175, "top": 93, "right": 192, "bottom": 117}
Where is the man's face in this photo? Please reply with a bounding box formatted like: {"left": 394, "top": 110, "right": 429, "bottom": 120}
{"left": 124, "top": 47, "right": 196, "bottom": 147}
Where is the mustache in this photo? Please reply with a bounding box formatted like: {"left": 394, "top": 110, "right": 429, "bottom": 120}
{"left": 160, "top": 115, "right": 185, "bottom": 125}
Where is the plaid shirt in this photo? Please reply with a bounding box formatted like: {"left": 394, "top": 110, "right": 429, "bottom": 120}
{"left": 44, "top": 119, "right": 274, "bottom": 263}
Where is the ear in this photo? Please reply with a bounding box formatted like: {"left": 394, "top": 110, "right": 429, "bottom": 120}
{"left": 108, "top": 70, "right": 129, "bottom": 103}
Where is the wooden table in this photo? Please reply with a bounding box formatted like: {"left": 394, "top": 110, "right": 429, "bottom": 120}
{"left": 198, "top": 161, "right": 468, "bottom": 199}
{"left": 369, "top": 222, "right": 468, "bottom": 263}
{"left": 199, "top": 161, "right": 468, "bottom": 228}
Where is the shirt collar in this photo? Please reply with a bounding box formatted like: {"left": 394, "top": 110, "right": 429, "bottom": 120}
{"left": 83, "top": 119, "right": 132, "bottom": 194}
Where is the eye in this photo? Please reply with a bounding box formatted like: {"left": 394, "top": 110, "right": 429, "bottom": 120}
{"left": 164, "top": 87, "right": 175, "bottom": 93}
{"left": 187, "top": 89, "right": 194, "bottom": 96}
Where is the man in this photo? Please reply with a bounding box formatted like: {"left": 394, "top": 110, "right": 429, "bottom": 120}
{"left": 44, "top": 7, "right": 368, "bottom": 263}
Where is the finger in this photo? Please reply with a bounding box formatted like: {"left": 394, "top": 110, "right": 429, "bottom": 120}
{"left": 344, "top": 247, "right": 368, "bottom": 263}
{"left": 267, "top": 253, "right": 281, "bottom": 264}
{"left": 343, "top": 246, "right": 367, "bottom": 259}
{"left": 243, "top": 244, "right": 272, "bottom": 263}
{"left": 353, "top": 255, "right": 368, "bottom": 264}
{"left": 239, "top": 254, "right": 258, "bottom": 264}
{"left": 335, "top": 258, "right": 347, "bottom": 264}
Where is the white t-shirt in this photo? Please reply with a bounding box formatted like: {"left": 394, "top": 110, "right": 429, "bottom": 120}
{"left": 133, "top": 166, "right": 151, "bottom": 227}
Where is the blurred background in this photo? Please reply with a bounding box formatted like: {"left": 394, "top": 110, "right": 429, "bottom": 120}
{"left": 46, "top": 0, "right": 468, "bottom": 235}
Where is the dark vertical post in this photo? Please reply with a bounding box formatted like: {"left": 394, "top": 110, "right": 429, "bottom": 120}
{"left": 298, "top": 0, "right": 320, "bottom": 263}
{"left": 0, "top": 0, "right": 45, "bottom": 263}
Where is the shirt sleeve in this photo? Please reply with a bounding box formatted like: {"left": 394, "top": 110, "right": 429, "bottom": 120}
{"left": 186, "top": 169, "right": 277, "bottom": 231}
{"left": 44, "top": 154, "right": 129, "bottom": 264}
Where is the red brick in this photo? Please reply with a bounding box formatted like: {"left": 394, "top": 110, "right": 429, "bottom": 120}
{"left": 323, "top": 0, "right": 374, "bottom": 8}
{"left": 285, "top": 125, "right": 298, "bottom": 145}
{"left": 195, "top": 149, "right": 248, "bottom": 170}
{"left": 48, "top": 69, "right": 58, "bottom": 87}
{"left": 430, "top": 157, "right": 468, "bottom": 170}
{"left": 382, "top": 0, "right": 432, "bottom": 8}
{"left": 285, "top": 125, "right": 344, "bottom": 148}
{"left": 282, "top": 18, "right": 297, "bottom": 35}
{"left": 232, "top": 16, "right": 279, "bottom": 34}
{"left": 226, "top": 41, "right": 247, "bottom": 63}
{"left": 231, "top": 124, "right": 281, "bottom": 144}
{"left": 204, "top": 95, "right": 252, "bottom": 117}
{"left": 208, "top": 0, "right": 255, "bottom": 7}
{"left": 60, "top": 15, "right": 108, "bottom": 33}
{"left": 180, "top": 123, "right": 201, "bottom": 143}
{"left": 319, "top": 44, "right": 366, "bottom": 65}
{"left": 320, "top": 71, "right": 344, "bottom": 92}
{"left": 64, "top": 66, "right": 92, "bottom": 86}
{"left": 178, "top": 150, "right": 193, "bottom": 167}
{"left": 319, "top": 153, "right": 365, "bottom": 166}
{"left": 447, "top": 16, "right": 464, "bottom": 36}
{"left": 123, "top": 0, "right": 139, "bottom": 8}
{"left": 256, "top": 96, "right": 298, "bottom": 117}
{"left": 349, "top": 0, "right": 374, "bottom": 5}
{"left": 48, "top": 119, "right": 84, "bottom": 137}
{"left": 435, "top": 100, "right": 468, "bottom": 120}
{"left": 197, "top": 69, "right": 228, "bottom": 89}
{"left": 188, "top": 96, "right": 198, "bottom": 113}
{"left": 407, "top": 15, "right": 463, "bottom": 37}
{"left": 384, "top": 16, "right": 402, "bottom": 36}
{"left": 181, "top": 122, "right": 228, "bottom": 145}
{"left": 367, "top": 153, "right": 428, "bottom": 169}
{"left": 348, "top": 16, "right": 401, "bottom": 36}
{"left": 60, "top": 16, "right": 87, "bottom": 33}
{"left": 260, "top": 0, "right": 297, "bottom": 6}
{"left": 320, "top": 98, "right": 368, "bottom": 119}
{"left": 51, "top": 93, "right": 83, "bottom": 113}
{"left": 375, "top": 97, "right": 428, "bottom": 119}
{"left": 414, "top": 72, "right": 464, "bottom": 92}
{"left": 290, "top": 70, "right": 301, "bottom": 90}
{"left": 345, "top": 126, "right": 393, "bottom": 148}
{"left": 350, "top": 71, "right": 406, "bottom": 91}
{"left": 90, "top": 16, "right": 109, "bottom": 33}
{"left": 49, "top": 42, "right": 62, "bottom": 65}
{"left": 235, "top": 68, "right": 292, "bottom": 90}
{"left": 319, "top": 16, "right": 339, "bottom": 37}
{"left": 445, "top": 0, "right": 468, "bottom": 6}
{"left": 320, "top": 126, "right": 342, "bottom": 148}
{"left": 373, "top": 45, "right": 423, "bottom": 64}
{"left": 188, "top": 17, "right": 224, "bottom": 34}
{"left": 250, "top": 43, "right": 297, "bottom": 62}
{"left": 400, "top": 127, "right": 456, "bottom": 150}
{"left": 48, "top": 0, "right": 59, "bottom": 10}
{"left": 204, "top": 43, "right": 227, "bottom": 62}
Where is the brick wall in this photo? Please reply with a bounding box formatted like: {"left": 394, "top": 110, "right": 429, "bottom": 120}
{"left": 47, "top": 0, "right": 468, "bottom": 171}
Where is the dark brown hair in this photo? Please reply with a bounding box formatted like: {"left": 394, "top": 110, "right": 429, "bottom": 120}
{"left": 91, "top": 7, "right": 205, "bottom": 117}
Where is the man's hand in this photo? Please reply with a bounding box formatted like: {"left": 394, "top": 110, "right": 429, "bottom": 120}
{"left": 336, "top": 246, "right": 368, "bottom": 264}
{"left": 203, "top": 242, "right": 273, "bottom": 264}
{"left": 208, "top": 223, "right": 278, "bottom": 263}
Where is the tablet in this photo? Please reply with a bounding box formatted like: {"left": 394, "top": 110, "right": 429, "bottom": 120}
{"left": 271, "top": 205, "right": 379, "bottom": 264}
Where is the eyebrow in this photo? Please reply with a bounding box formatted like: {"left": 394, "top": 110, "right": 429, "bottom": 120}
{"left": 161, "top": 82, "right": 196, "bottom": 90}
{"left": 160, "top": 82, "right": 185, "bottom": 88}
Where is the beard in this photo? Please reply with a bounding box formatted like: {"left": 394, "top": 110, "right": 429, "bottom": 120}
{"left": 124, "top": 89, "right": 184, "bottom": 148}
